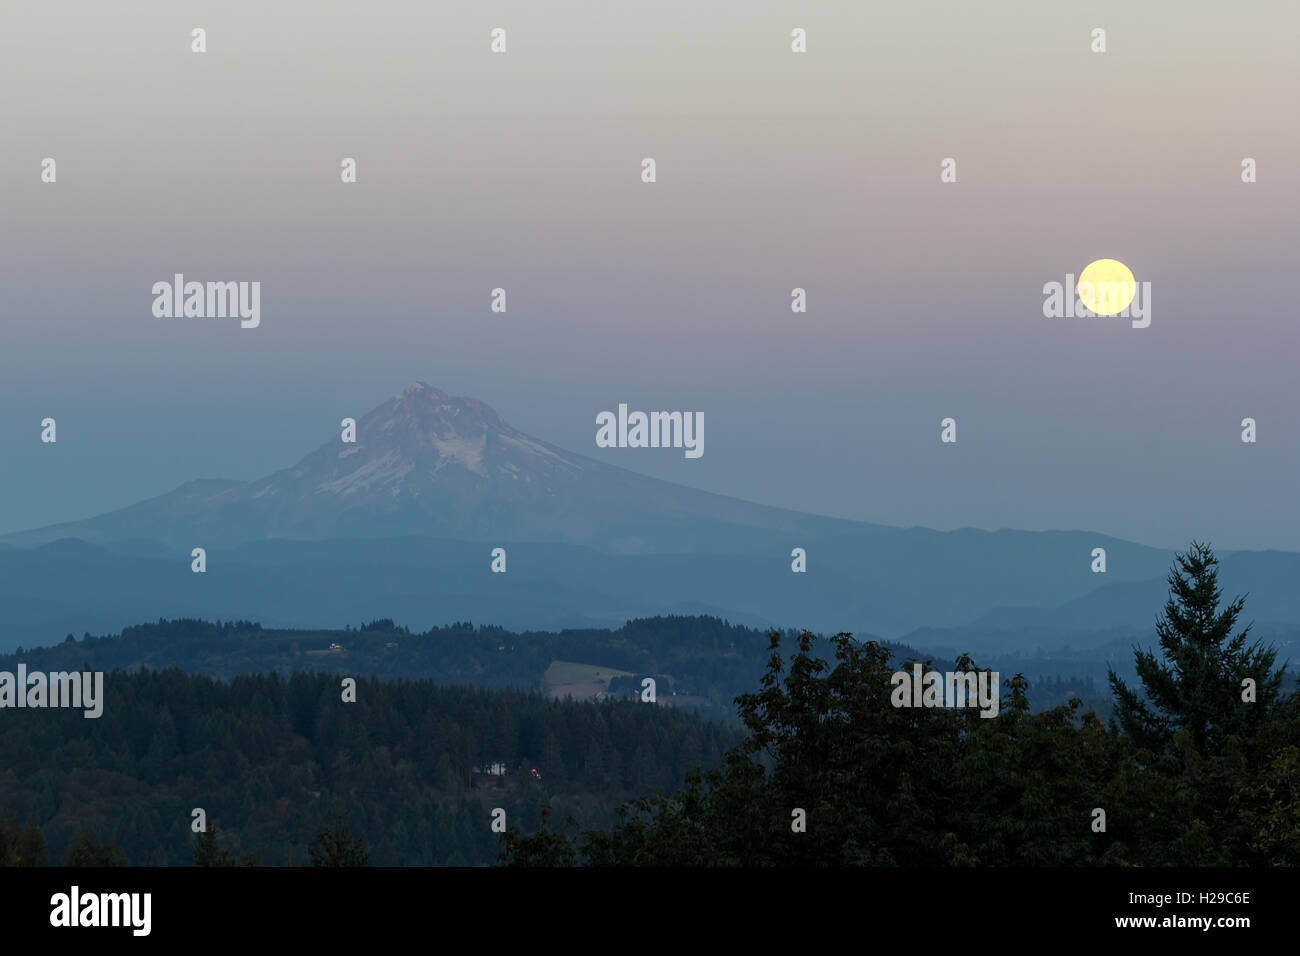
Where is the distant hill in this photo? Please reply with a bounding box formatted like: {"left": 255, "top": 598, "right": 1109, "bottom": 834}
{"left": 964, "top": 548, "right": 1300, "bottom": 632}
{"left": 2, "top": 529, "right": 1297, "bottom": 651}
{"left": 0, "top": 615, "right": 936, "bottom": 720}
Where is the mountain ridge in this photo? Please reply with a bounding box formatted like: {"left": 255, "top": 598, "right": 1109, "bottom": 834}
{"left": 0, "top": 382, "right": 882, "bottom": 552}
{"left": 2, "top": 383, "right": 1297, "bottom": 649}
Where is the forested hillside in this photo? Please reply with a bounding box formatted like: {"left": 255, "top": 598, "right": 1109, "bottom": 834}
{"left": 505, "top": 546, "right": 1300, "bottom": 866}
{"left": 0, "top": 669, "right": 740, "bottom": 865}
{"left": 4, "top": 615, "right": 938, "bottom": 719}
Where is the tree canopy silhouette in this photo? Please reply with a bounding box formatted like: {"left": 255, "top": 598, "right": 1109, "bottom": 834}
{"left": 1109, "top": 541, "right": 1287, "bottom": 756}
{"left": 503, "top": 542, "right": 1300, "bottom": 866}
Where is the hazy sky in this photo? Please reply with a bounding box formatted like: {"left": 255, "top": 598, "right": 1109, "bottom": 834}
{"left": 1, "top": 0, "right": 1297, "bottom": 550}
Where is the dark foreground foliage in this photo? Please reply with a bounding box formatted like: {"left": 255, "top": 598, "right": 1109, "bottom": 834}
{"left": 0, "top": 673, "right": 739, "bottom": 865}
{"left": 503, "top": 543, "right": 1300, "bottom": 865}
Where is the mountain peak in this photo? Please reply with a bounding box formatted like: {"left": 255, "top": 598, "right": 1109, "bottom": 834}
{"left": 0, "top": 382, "right": 856, "bottom": 552}
{"left": 373, "top": 384, "right": 511, "bottom": 439}
{"left": 398, "top": 381, "right": 445, "bottom": 398}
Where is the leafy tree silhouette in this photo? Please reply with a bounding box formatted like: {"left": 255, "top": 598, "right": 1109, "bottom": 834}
{"left": 498, "top": 807, "right": 577, "bottom": 866}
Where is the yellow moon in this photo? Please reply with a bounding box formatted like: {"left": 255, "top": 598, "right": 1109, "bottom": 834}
{"left": 1077, "top": 259, "right": 1136, "bottom": 316}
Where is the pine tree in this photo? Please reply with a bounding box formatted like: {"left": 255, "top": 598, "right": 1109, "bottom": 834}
{"left": 193, "top": 823, "right": 236, "bottom": 866}
{"left": 0, "top": 814, "right": 48, "bottom": 866}
{"left": 62, "top": 828, "right": 130, "bottom": 867}
{"left": 1108, "top": 541, "right": 1287, "bottom": 755}
{"left": 307, "top": 813, "right": 369, "bottom": 866}
{"left": 16, "top": 817, "right": 49, "bottom": 866}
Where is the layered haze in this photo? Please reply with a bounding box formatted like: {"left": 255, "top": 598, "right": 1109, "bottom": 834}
{"left": 1, "top": 383, "right": 1298, "bottom": 655}
{"left": 1, "top": 0, "right": 1297, "bottom": 549}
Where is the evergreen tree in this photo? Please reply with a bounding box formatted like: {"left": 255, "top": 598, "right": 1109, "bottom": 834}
{"left": 0, "top": 814, "right": 48, "bottom": 866}
{"left": 1108, "top": 541, "right": 1287, "bottom": 755}
{"left": 62, "top": 828, "right": 130, "bottom": 866}
{"left": 308, "top": 813, "right": 369, "bottom": 866}
{"left": 193, "top": 823, "right": 237, "bottom": 867}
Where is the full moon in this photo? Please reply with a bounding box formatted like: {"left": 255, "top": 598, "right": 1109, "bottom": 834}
{"left": 1077, "top": 259, "right": 1136, "bottom": 316}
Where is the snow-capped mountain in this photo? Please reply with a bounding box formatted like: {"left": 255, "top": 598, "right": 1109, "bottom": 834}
{"left": 6, "top": 383, "right": 1299, "bottom": 649}
{"left": 1, "top": 383, "right": 858, "bottom": 551}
